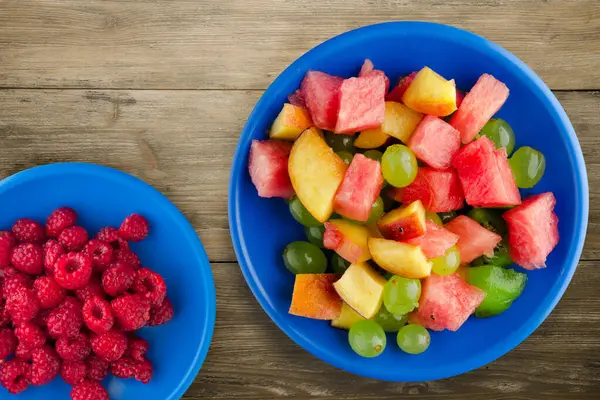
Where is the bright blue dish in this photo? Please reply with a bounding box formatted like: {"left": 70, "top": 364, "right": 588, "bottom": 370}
{"left": 0, "top": 163, "right": 216, "bottom": 399}
{"left": 229, "top": 22, "right": 589, "bottom": 381}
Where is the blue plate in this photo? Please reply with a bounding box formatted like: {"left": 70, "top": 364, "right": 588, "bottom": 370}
{"left": 0, "top": 163, "right": 216, "bottom": 399}
{"left": 229, "top": 22, "right": 589, "bottom": 381}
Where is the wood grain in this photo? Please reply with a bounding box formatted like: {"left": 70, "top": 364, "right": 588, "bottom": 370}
{"left": 187, "top": 261, "right": 600, "bottom": 399}
{"left": 1, "top": 89, "right": 598, "bottom": 262}
{"left": 1, "top": 0, "right": 600, "bottom": 90}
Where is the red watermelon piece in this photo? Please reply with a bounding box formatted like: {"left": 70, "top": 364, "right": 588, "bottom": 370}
{"left": 288, "top": 89, "right": 306, "bottom": 108}
{"left": 323, "top": 222, "right": 363, "bottom": 263}
{"left": 450, "top": 74, "right": 510, "bottom": 144}
{"left": 408, "top": 115, "right": 461, "bottom": 169}
{"left": 452, "top": 136, "right": 521, "bottom": 207}
{"left": 409, "top": 273, "right": 485, "bottom": 332}
{"left": 359, "top": 59, "right": 390, "bottom": 93}
{"left": 390, "top": 168, "right": 464, "bottom": 212}
{"left": 405, "top": 221, "right": 459, "bottom": 259}
{"left": 334, "top": 154, "right": 384, "bottom": 222}
{"left": 386, "top": 71, "right": 417, "bottom": 103}
{"left": 335, "top": 74, "right": 387, "bottom": 134}
{"left": 456, "top": 89, "right": 466, "bottom": 108}
{"left": 444, "top": 215, "right": 502, "bottom": 264}
{"left": 300, "top": 71, "right": 344, "bottom": 131}
{"left": 503, "top": 192, "right": 559, "bottom": 270}
{"left": 248, "top": 140, "right": 294, "bottom": 199}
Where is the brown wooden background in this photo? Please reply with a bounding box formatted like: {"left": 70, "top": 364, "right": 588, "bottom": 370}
{"left": 1, "top": 1, "right": 599, "bottom": 399}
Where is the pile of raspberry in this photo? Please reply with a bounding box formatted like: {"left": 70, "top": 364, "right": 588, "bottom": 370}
{"left": 0, "top": 208, "right": 174, "bottom": 400}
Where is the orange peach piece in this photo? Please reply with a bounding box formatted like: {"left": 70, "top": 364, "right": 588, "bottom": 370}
{"left": 402, "top": 67, "right": 457, "bottom": 117}
{"left": 323, "top": 219, "right": 371, "bottom": 263}
{"left": 377, "top": 200, "right": 426, "bottom": 241}
{"left": 368, "top": 238, "right": 432, "bottom": 279}
{"left": 269, "top": 103, "right": 313, "bottom": 141}
{"left": 289, "top": 274, "right": 343, "bottom": 320}
{"left": 363, "top": 101, "right": 423, "bottom": 143}
{"left": 354, "top": 128, "right": 390, "bottom": 149}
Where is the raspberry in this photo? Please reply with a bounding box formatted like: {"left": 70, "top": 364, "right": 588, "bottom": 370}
{"left": 14, "top": 343, "right": 32, "bottom": 360}
{"left": 0, "top": 265, "right": 20, "bottom": 279}
{"left": 83, "top": 296, "right": 114, "bottom": 334}
{"left": 149, "top": 296, "right": 174, "bottom": 327}
{"left": 2, "top": 272, "right": 32, "bottom": 300}
{"left": 46, "top": 207, "right": 78, "bottom": 238}
{"left": 85, "top": 354, "right": 109, "bottom": 381}
{"left": 59, "top": 226, "right": 89, "bottom": 252}
{"left": 33, "top": 308, "right": 52, "bottom": 328}
{"left": 83, "top": 240, "right": 113, "bottom": 272}
{"left": 90, "top": 329, "right": 127, "bottom": 362}
{"left": 111, "top": 356, "right": 153, "bottom": 384}
{"left": 114, "top": 248, "right": 141, "bottom": 269}
{"left": 0, "top": 327, "right": 17, "bottom": 359}
{"left": 6, "top": 286, "right": 40, "bottom": 324}
{"left": 71, "top": 380, "right": 109, "bottom": 400}
{"left": 33, "top": 276, "right": 66, "bottom": 309}
{"left": 12, "top": 218, "right": 45, "bottom": 244}
{"left": 96, "top": 227, "right": 119, "bottom": 244}
{"left": 74, "top": 277, "right": 105, "bottom": 303}
{"left": 14, "top": 322, "right": 46, "bottom": 349}
{"left": 101, "top": 262, "right": 135, "bottom": 297}
{"left": 0, "top": 302, "right": 10, "bottom": 327}
{"left": 0, "top": 359, "right": 29, "bottom": 394}
{"left": 126, "top": 336, "right": 149, "bottom": 361}
{"left": 60, "top": 360, "right": 87, "bottom": 385}
{"left": 56, "top": 332, "right": 91, "bottom": 362}
{"left": 28, "top": 345, "right": 61, "bottom": 386}
{"left": 111, "top": 294, "right": 151, "bottom": 331}
{"left": 47, "top": 297, "right": 82, "bottom": 339}
{"left": 54, "top": 252, "right": 92, "bottom": 290}
{"left": 131, "top": 268, "right": 167, "bottom": 306}
{"left": 119, "top": 214, "right": 149, "bottom": 242}
{"left": 0, "top": 231, "right": 16, "bottom": 267}
{"left": 43, "top": 239, "right": 65, "bottom": 276}
{"left": 10, "top": 243, "right": 44, "bottom": 275}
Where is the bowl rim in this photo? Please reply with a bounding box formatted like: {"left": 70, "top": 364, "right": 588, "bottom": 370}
{"left": 0, "top": 162, "right": 217, "bottom": 397}
{"left": 228, "top": 21, "right": 589, "bottom": 381}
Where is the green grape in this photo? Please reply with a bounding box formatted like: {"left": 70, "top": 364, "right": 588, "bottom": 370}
{"left": 337, "top": 151, "right": 354, "bottom": 166}
{"left": 431, "top": 246, "right": 461, "bottom": 276}
{"left": 466, "top": 208, "right": 507, "bottom": 235}
{"left": 373, "top": 306, "right": 408, "bottom": 332}
{"left": 425, "top": 211, "right": 443, "bottom": 226}
{"left": 330, "top": 253, "right": 350, "bottom": 274}
{"left": 289, "top": 197, "right": 321, "bottom": 227}
{"left": 348, "top": 320, "right": 386, "bottom": 358}
{"left": 367, "top": 197, "right": 385, "bottom": 224}
{"left": 363, "top": 150, "right": 383, "bottom": 162}
{"left": 480, "top": 118, "right": 516, "bottom": 155}
{"left": 325, "top": 131, "right": 355, "bottom": 153}
{"left": 383, "top": 276, "right": 421, "bottom": 315}
{"left": 282, "top": 241, "right": 327, "bottom": 274}
{"left": 438, "top": 211, "right": 457, "bottom": 224}
{"left": 381, "top": 145, "right": 418, "bottom": 188}
{"left": 509, "top": 146, "right": 546, "bottom": 188}
{"left": 397, "top": 324, "right": 430, "bottom": 355}
{"left": 304, "top": 225, "right": 325, "bottom": 248}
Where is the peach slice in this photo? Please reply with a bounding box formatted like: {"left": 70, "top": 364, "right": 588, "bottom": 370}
{"left": 333, "top": 263, "right": 386, "bottom": 319}
{"left": 289, "top": 274, "right": 342, "bottom": 320}
{"left": 377, "top": 200, "right": 426, "bottom": 241}
{"left": 269, "top": 103, "right": 313, "bottom": 141}
{"left": 331, "top": 302, "right": 366, "bottom": 330}
{"left": 323, "top": 219, "right": 371, "bottom": 263}
{"left": 368, "top": 238, "right": 432, "bottom": 279}
{"left": 402, "top": 67, "right": 457, "bottom": 117}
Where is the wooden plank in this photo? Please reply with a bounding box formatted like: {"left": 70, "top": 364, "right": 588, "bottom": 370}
{"left": 1, "top": 0, "right": 600, "bottom": 90}
{"left": 186, "top": 261, "right": 600, "bottom": 399}
{"left": 0, "top": 89, "right": 598, "bottom": 262}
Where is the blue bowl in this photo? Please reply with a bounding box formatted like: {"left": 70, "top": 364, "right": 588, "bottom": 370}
{"left": 0, "top": 163, "right": 216, "bottom": 399}
{"left": 229, "top": 22, "right": 589, "bottom": 381}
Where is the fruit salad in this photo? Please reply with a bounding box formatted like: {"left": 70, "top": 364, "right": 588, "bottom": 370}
{"left": 248, "top": 61, "right": 558, "bottom": 358}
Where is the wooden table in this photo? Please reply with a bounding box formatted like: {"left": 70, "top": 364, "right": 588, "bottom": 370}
{"left": 1, "top": 1, "right": 599, "bottom": 398}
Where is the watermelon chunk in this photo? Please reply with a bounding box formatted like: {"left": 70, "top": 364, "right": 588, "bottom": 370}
{"left": 456, "top": 89, "right": 466, "bottom": 108}
{"left": 444, "top": 215, "right": 502, "bottom": 264}
{"left": 248, "top": 140, "right": 294, "bottom": 199}
{"left": 408, "top": 115, "right": 461, "bottom": 169}
{"left": 386, "top": 71, "right": 417, "bottom": 103}
{"left": 503, "top": 192, "right": 559, "bottom": 270}
{"left": 409, "top": 273, "right": 485, "bottom": 331}
{"left": 452, "top": 136, "right": 521, "bottom": 207}
{"left": 359, "top": 59, "right": 390, "bottom": 93}
{"left": 390, "top": 168, "right": 464, "bottom": 212}
{"left": 300, "top": 71, "right": 344, "bottom": 131}
{"left": 335, "top": 74, "right": 387, "bottom": 134}
{"left": 406, "top": 221, "right": 459, "bottom": 259}
{"left": 450, "top": 74, "right": 509, "bottom": 144}
{"left": 334, "top": 154, "right": 384, "bottom": 222}
{"left": 288, "top": 89, "right": 306, "bottom": 108}
{"left": 323, "top": 222, "right": 363, "bottom": 263}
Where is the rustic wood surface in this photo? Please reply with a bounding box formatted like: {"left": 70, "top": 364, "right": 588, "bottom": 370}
{"left": 0, "top": 0, "right": 599, "bottom": 399}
